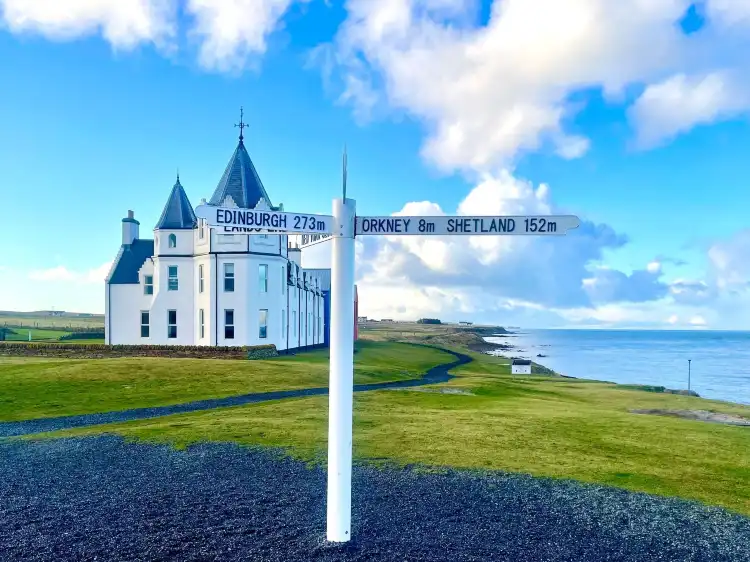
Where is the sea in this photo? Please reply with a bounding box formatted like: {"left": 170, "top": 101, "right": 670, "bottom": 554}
{"left": 485, "top": 330, "right": 750, "bottom": 406}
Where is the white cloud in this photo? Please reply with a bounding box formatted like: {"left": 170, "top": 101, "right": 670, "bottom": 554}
{"left": 28, "top": 266, "right": 78, "bottom": 282}
{"left": 707, "top": 228, "right": 750, "bottom": 289}
{"left": 317, "top": 0, "right": 750, "bottom": 172}
{"left": 0, "top": 0, "right": 177, "bottom": 49}
{"left": 689, "top": 314, "right": 707, "bottom": 326}
{"left": 303, "top": 172, "right": 681, "bottom": 326}
{"left": 0, "top": 0, "right": 304, "bottom": 70}
{"left": 319, "top": 0, "right": 693, "bottom": 172}
{"left": 186, "top": 0, "right": 306, "bottom": 71}
{"left": 28, "top": 262, "right": 112, "bottom": 284}
{"left": 630, "top": 71, "right": 750, "bottom": 148}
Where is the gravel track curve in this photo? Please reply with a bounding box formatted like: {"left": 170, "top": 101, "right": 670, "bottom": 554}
{"left": 1, "top": 437, "right": 748, "bottom": 562}
{"left": 0, "top": 347, "right": 470, "bottom": 438}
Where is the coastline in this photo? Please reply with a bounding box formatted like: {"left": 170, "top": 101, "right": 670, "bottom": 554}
{"left": 477, "top": 332, "right": 558, "bottom": 377}
{"left": 481, "top": 334, "right": 703, "bottom": 397}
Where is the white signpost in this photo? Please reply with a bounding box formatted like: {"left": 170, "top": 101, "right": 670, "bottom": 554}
{"left": 196, "top": 198, "right": 580, "bottom": 544}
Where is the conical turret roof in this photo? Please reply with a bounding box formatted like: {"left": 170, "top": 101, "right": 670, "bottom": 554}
{"left": 209, "top": 139, "right": 273, "bottom": 209}
{"left": 155, "top": 175, "right": 197, "bottom": 230}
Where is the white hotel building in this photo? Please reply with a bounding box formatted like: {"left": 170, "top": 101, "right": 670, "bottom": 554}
{"left": 104, "top": 129, "right": 335, "bottom": 350}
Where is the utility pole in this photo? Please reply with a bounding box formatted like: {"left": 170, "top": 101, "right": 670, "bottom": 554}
{"left": 688, "top": 359, "right": 691, "bottom": 393}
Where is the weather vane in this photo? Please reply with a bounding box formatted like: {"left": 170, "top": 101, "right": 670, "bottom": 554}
{"left": 235, "top": 107, "right": 247, "bottom": 141}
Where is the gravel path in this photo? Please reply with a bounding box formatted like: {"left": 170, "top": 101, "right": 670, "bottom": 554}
{"left": 1, "top": 436, "right": 748, "bottom": 562}
{"left": 0, "top": 348, "right": 470, "bottom": 438}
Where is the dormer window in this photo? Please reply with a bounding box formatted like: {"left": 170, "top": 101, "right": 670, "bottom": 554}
{"left": 168, "top": 234, "right": 177, "bottom": 248}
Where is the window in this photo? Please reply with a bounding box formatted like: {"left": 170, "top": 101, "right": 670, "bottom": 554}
{"left": 259, "top": 264, "right": 268, "bottom": 293}
{"left": 259, "top": 234, "right": 268, "bottom": 239}
{"left": 198, "top": 264, "right": 204, "bottom": 293}
{"left": 199, "top": 220, "right": 205, "bottom": 239}
{"left": 168, "top": 266, "right": 178, "bottom": 291}
{"left": 308, "top": 313, "right": 312, "bottom": 335}
{"left": 259, "top": 309, "right": 268, "bottom": 339}
{"left": 319, "top": 317, "right": 322, "bottom": 336}
{"left": 199, "top": 309, "right": 205, "bottom": 339}
{"left": 144, "top": 275, "right": 153, "bottom": 295}
{"left": 282, "top": 266, "right": 285, "bottom": 295}
{"left": 140, "top": 311, "right": 149, "bottom": 338}
{"left": 168, "top": 233, "right": 177, "bottom": 248}
{"left": 224, "top": 309, "right": 235, "bottom": 339}
{"left": 293, "top": 311, "right": 297, "bottom": 336}
{"left": 282, "top": 311, "right": 286, "bottom": 338}
{"left": 224, "top": 263, "right": 235, "bottom": 292}
{"left": 167, "top": 310, "right": 177, "bottom": 339}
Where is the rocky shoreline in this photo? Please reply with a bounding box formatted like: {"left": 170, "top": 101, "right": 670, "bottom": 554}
{"left": 482, "top": 334, "right": 702, "bottom": 396}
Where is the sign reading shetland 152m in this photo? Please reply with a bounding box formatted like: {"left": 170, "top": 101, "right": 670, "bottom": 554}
{"left": 195, "top": 204, "right": 335, "bottom": 235}
{"left": 356, "top": 215, "right": 581, "bottom": 235}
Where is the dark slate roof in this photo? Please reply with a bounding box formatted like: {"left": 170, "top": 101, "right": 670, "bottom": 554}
{"left": 156, "top": 177, "right": 197, "bottom": 230}
{"left": 512, "top": 359, "right": 532, "bottom": 366}
{"left": 107, "top": 239, "right": 154, "bottom": 284}
{"left": 209, "top": 140, "right": 273, "bottom": 209}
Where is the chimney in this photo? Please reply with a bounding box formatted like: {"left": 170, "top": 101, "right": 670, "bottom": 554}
{"left": 122, "top": 210, "right": 140, "bottom": 245}
{"left": 288, "top": 246, "right": 301, "bottom": 266}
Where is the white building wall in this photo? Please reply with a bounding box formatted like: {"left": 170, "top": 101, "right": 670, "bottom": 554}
{"left": 108, "top": 284, "right": 145, "bottom": 344}
{"left": 108, "top": 228, "right": 330, "bottom": 349}
{"left": 156, "top": 229, "right": 194, "bottom": 256}
{"left": 512, "top": 365, "right": 532, "bottom": 375}
{"left": 150, "top": 255, "right": 195, "bottom": 345}
{"left": 194, "top": 255, "right": 212, "bottom": 345}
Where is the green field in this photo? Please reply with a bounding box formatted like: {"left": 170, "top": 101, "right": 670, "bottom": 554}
{"left": 3, "top": 328, "right": 74, "bottom": 341}
{"left": 1, "top": 311, "right": 104, "bottom": 345}
{"left": 45, "top": 349, "right": 750, "bottom": 515}
{"left": 0, "top": 341, "right": 452, "bottom": 421}
{"left": 8, "top": 321, "right": 750, "bottom": 517}
{"left": 0, "top": 313, "right": 104, "bottom": 329}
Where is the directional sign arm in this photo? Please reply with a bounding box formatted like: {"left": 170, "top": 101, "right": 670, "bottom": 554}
{"left": 355, "top": 215, "right": 580, "bottom": 236}
{"left": 195, "top": 204, "right": 335, "bottom": 235}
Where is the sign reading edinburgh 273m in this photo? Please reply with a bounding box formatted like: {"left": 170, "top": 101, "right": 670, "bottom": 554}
{"left": 195, "top": 205, "right": 335, "bottom": 235}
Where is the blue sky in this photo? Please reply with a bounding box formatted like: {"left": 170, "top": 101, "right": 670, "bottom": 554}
{"left": 1, "top": 0, "right": 749, "bottom": 329}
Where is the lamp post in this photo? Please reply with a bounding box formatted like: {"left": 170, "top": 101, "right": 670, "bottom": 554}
{"left": 688, "top": 359, "right": 691, "bottom": 393}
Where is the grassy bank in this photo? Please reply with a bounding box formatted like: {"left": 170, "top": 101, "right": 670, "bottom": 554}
{"left": 40, "top": 347, "right": 750, "bottom": 515}
{"left": 0, "top": 341, "right": 453, "bottom": 421}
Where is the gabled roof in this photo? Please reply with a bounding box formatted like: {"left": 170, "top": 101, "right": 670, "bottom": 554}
{"left": 156, "top": 176, "right": 197, "bottom": 230}
{"left": 209, "top": 139, "right": 273, "bottom": 209}
{"left": 107, "top": 239, "right": 154, "bottom": 284}
{"left": 512, "top": 359, "right": 532, "bottom": 366}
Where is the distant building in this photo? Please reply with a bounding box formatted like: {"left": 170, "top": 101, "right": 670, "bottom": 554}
{"left": 357, "top": 316, "right": 368, "bottom": 322}
{"left": 105, "top": 115, "right": 358, "bottom": 349}
{"left": 511, "top": 359, "right": 532, "bottom": 375}
{"left": 458, "top": 321, "right": 473, "bottom": 326}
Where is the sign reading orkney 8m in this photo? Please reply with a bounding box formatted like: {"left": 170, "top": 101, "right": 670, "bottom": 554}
{"left": 195, "top": 204, "right": 335, "bottom": 235}
{"left": 356, "top": 215, "right": 580, "bottom": 235}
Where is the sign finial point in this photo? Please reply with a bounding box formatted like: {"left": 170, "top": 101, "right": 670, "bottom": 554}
{"left": 342, "top": 144, "right": 348, "bottom": 200}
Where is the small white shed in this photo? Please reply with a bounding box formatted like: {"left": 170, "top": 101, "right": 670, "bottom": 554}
{"left": 511, "top": 359, "right": 532, "bottom": 375}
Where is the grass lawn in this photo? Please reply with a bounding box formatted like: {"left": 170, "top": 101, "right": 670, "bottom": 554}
{"left": 0, "top": 314, "right": 104, "bottom": 329}
{"left": 0, "top": 341, "right": 453, "bottom": 421}
{"left": 45, "top": 351, "right": 750, "bottom": 516}
{"left": 4, "top": 328, "right": 73, "bottom": 341}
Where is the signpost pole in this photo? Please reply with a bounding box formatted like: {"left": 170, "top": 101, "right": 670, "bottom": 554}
{"left": 327, "top": 197, "right": 356, "bottom": 543}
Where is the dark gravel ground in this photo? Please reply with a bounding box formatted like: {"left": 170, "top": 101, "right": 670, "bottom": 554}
{"left": 1, "top": 436, "right": 748, "bottom": 562}
{"left": 0, "top": 348, "right": 469, "bottom": 438}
